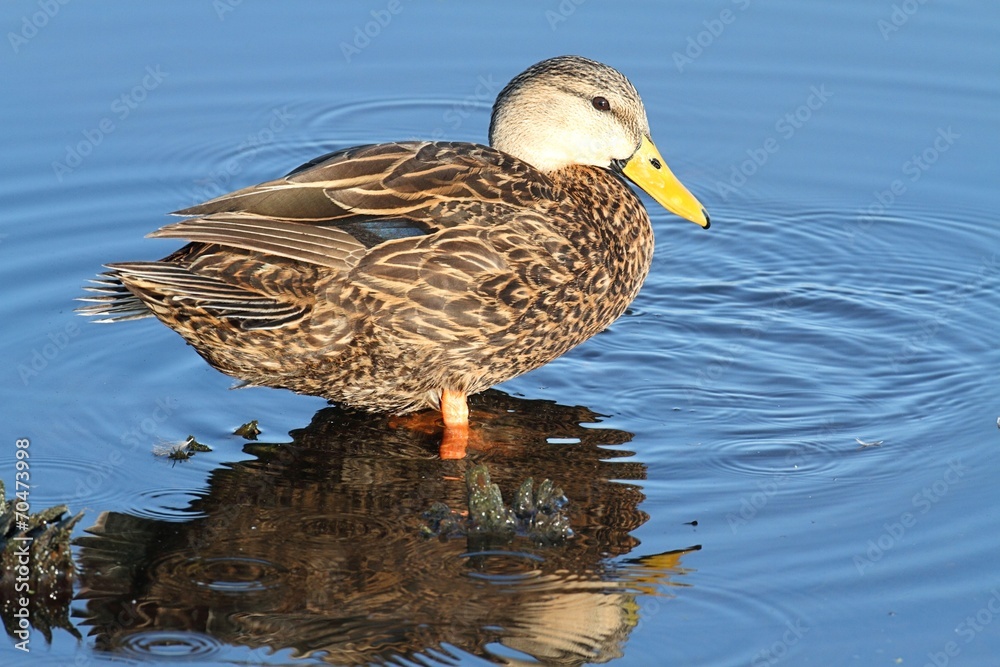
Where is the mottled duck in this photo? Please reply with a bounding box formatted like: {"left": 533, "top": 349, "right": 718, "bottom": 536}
{"left": 79, "top": 55, "right": 710, "bottom": 458}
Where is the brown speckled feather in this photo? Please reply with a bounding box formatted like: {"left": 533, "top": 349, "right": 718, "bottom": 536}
{"left": 80, "top": 141, "right": 653, "bottom": 413}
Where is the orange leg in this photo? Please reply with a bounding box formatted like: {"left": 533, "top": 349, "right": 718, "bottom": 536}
{"left": 439, "top": 389, "right": 470, "bottom": 460}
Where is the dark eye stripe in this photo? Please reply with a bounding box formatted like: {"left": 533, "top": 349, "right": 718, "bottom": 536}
{"left": 591, "top": 96, "right": 611, "bottom": 112}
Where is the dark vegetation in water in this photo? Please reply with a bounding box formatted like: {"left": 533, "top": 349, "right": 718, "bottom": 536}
{"left": 233, "top": 420, "right": 261, "bottom": 440}
{"left": 422, "top": 463, "right": 574, "bottom": 547}
{"left": 0, "top": 480, "right": 81, "bottom": 644}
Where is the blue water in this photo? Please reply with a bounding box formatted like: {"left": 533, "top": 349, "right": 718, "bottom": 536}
{"left": 2, "top": 1, "right": 999, "bottom": 665}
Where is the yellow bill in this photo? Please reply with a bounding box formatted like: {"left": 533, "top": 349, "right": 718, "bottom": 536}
{"left": 622, "top": 136, "right": 710, "bottom": 228}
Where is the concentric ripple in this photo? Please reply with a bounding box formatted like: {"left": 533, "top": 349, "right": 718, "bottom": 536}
{"left": 128, "top": 488, "right": 209, "bottom": 522}
{"left": 28, "top": 454, "right": 135, "bottom": 510}
{"left": 455, "top": 549, "right": 545, "bottom": 584}
{"left": 116, "top": 630, "right": 222, "bottom": 661}
{"left": 296, "top": 511, "right": 397, "bottom": 542}
{"left": 150, "top": 552, "right": 289, "bottom": 596}
{"left": 303, "top": 96, "right": 491, "bottom": 143}
{"left": 703, "top": 437, "right": 843, "bottom": 479}
{"left": 653, "top": 574, "right": 815, "bottom": 665}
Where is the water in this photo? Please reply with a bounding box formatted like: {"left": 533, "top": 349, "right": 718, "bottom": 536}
{"left": 2, "top": 1, "right": 998, "bottom": 664}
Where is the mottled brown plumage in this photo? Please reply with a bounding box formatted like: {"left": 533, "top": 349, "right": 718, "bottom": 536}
{"left": 79, "top": 56, "right": 708, "bottom": 424}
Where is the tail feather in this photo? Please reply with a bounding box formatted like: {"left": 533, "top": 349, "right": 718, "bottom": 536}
{"left": 77, "top": 262, "right": 309, "bottom": 331}
{"left": 76, "top": 271, "right": 153, "bottom": 322}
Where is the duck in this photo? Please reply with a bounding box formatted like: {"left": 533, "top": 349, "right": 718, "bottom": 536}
{"left": 79, "top": 55, "right": 709, "bottom": 458}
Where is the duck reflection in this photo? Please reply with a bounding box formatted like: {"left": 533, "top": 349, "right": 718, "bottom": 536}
{"left": 75, "top": 390, "right": 699, "bottom": 665}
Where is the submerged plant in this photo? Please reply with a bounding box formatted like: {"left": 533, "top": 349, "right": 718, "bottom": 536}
{"left": 0, "top": 480, "right": 81, "bottom": 643}
{"left": 422, "top": 464, "right": 573, "bottom": 546}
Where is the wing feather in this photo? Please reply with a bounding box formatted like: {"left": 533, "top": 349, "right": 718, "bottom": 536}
{"left": 149, "top": 213, "right": 366, "bottom": 270}
{"left": 171, "top": 142, "right": 555, "bottom": 232}
{"left": 81, "top": 141, "right": 571, "bottom": 342}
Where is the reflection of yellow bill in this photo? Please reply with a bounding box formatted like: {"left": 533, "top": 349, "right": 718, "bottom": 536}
{"left": 622, "top": 136, "right": 710, "bottom": 228}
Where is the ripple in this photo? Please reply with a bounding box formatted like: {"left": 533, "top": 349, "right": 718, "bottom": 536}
{"left": 614, "top": 201, "right": 997, "bottom": 460}
{"left": 159, "top": 96, "right": 494, "bottom": 211}
{"left": 303, "top": 96, "right": 491, "bottom": 143}
{"left": 32, "top": 453, "right": 134, "bottom": 510}
{"left": 296, "top": 511, "right": 397, "bottom": 542}
{"left": 612, "top": 380, "right": 707, "bottom": 423}
{"left": 703, "top": 437, "right": 842, "bottom": 478}
{"left": 696, "top": 389, "right": 929, "bottom": 486}
{"left": 128, "top": 488, "right": 209, "bottom": 522}
{"left": 150, "top": 552, "right": 289, "bottom": 596}
{"left": 117, "top": 630, "right": 222, "bottom": 660}
{"left": 662, "top": 574, "right": 814, "bottom": 665}
{"left": 192, "top": 556, "right": 289, "bottom": 593}
{"left": 591, "top": 308, "right": 705, "bottom": 355}
{"left": 456, "top": 550, "right": 545, "bottom": 584}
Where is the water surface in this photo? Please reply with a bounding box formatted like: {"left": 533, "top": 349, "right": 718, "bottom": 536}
{"left": 2, "top": 1, "right": 998, "bottom": 665}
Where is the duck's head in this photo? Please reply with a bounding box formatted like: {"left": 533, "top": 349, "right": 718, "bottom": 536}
{"left": 489, "top": 55, "right": 709, "bottom": 228}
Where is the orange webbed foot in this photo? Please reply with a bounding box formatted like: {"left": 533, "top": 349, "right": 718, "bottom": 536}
{"left": 439, "top": 389, "right": 470, "bottom": 459}
{"left": 387, "top": 389, "right": 477, "bottom": 459}
{"left": 439, "top": 425, "right": 470, "bottom": 460}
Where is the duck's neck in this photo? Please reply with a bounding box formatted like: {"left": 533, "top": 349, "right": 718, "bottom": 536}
{"left": 549, "top": 165, "right": 655, "bottom": 298}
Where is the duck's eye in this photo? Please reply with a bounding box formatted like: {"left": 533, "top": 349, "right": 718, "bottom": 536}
{"left": 591, "top": 96, "right": 611, "bottom": 112}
